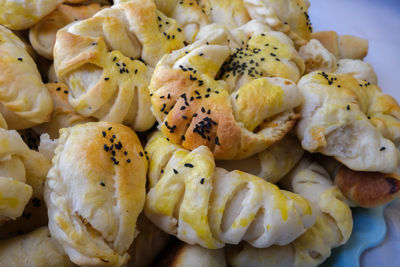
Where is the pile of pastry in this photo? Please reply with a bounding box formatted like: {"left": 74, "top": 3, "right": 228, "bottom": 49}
{"left": 0, "top": 0, "right": 399, "bottom": 266}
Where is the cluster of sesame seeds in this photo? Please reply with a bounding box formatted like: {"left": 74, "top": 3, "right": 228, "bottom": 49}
{"left": 156, "top": 15, "right": 184, "bottom": 45}
{"left": 112, "top": 55, "right": 135, "bottom": 75}
{"left": 317, "top": 72, "right": 341, "bottom": 87}
{"left": 101, "top": 127, "right": 132, "bottom": 166}
{"left": 193, "top": 115, "right": 218, "bottom": 144}
{"left": 56, "top": 86, "right": 69, "bottom": 94}
{"left": 297, "top": 3, "right": 312, "bottom": 32}
{"left": 359, "top": 80, "right": 371, "bottom": 87}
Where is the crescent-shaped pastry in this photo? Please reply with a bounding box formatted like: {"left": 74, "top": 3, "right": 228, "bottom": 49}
{"left": 0, "top": 25, "right": 53, "bottom": 130}
{"left": 0, "top": 0, "right": 63, "bottom": 30}
{"left": 150, "top": 21, "right": 304, "bottom": 159}
{"left": 53, "top": 0, "right": 186, "bottom": 131}
{"left": 44, "top": 122, "right": 147, "bottom": 266}
{"left": 29, "top": 3, "right": 107, "bottom": 60}
{"left": 243, "top": 0, "right": 312, "bottom": 47}
{"left": 296, "top": 71, "right": 400, "bottom": 172}
{"left": 227, "top": 158, "right": 353, "bottom": 267}
{"left": 144, "top": 131, "right": 315, "bottom": 249}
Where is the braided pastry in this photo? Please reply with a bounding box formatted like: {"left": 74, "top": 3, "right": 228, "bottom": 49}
{"left": 144, "top": 131, "right": 315, "bottom": 249}
{"left": 54, "top": 0, "right": 186, "bottom": 131}
{"left": 296, "top": 71, "right": 400, "bottom": 172}
{"left": 150, "top": 21, "right": 304, "bottom": 159}
{"left": 0, "top": 25, "right": 52, "bottom": 130}
{"left": 227, "top": 158, "right": 353, "bottom": 267}
{"left": 44, "top": 122, "right": 147, "bottom": 266}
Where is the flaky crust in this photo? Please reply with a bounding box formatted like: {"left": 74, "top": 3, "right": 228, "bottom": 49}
{"left": 335, "top": 165, "right": 400, "bottom": 208}
{"left": 29, "top": 3, "right": 106, "bottom": 59}
{"left": 44, "top": 122, "right": 147, "bottom": 266}
{"left": 296, "top": 71, "right": 400, "bottom": 172}
{"left": 0, "top": 0, "right": 63, "bottom": 30}
{"left": 335, "top": 59, "right": 377, "bottom": 85}
{"left": 298, "top": 39, "right": 337, "bottom": 74}
{"left": 150, "top": 22, "right": 304, "bottom": 159}
{"left": 144, "top": 132, "right": 315, "bottom": 249}
{"left": 0, "top": 25, "right": 52, "bottom": 130}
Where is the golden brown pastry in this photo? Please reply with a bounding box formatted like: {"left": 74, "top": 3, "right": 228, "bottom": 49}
{"left": 44, "top": 122, "right": 147, "bottom": 266}
{"left": 154, "top": 239, "right": 227, "bottom": 267}
{"left": 296, "top": 71, "right": 400, "bottom": 172}
{"left": 0, "top": 227, "right": 75, "bottom": 267}
{"left": 144, "top": 131, "right": 315, "bottom": 249}
{"left": 243, "top": 0, "right": 312, "bottom": 47}
{"left": 227, "top": 158, "right": 353, "bottom": 267}
{"left": 150, "top": 23, "right": 304, "bottom": 159}
{"left": 0, "top": 25, "right": 53, "bottom": 130}
{"left": 0, "top": 0, "right": 63, "bottom": 30}
{"left": 335, "top": 165, "right": 400, "bottom": 208}
{"left": 34, "top": 83, "right": 95, "bottom": 138}
{"left": 29, "top": 2, "right": 106, "bottom": 59}
{"left": 311, "top": 31, "right": 369, "bottom": 60}
{"left": 53, "top": 0, "right": 186, "bottom": 131}
{"left": 206, "top": 0, "right": 251, "bottom": 30}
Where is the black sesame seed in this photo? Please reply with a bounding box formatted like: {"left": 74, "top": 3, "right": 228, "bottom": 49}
{"left": 127, "top": 159, "right": 131, "bottom": 163}
{"left": 104, "top": 77, "right": 110, "bottom": 81}
{"left": 346, "top": 105, "right": 350, "bottom": 111}
{"left": 139, "top": 152, "right": 144, "bottom": 157}
{"left": 200, "top": 178, "right": 205, "bottom": 184}
{"left": 104, "top": 144, "right": 109, "bottom": 152}
{"left": 380, "top": 147, "right": 386, "bottom": 151}
{"left": 184, "top": 163, "right": 194, "bottom": 168}
{"left": 100, "top": 181, "right": 105, "bottom": 187}
{"left": 173, "top": 169, "right": 178, "bottom": 174}
{"left": 102, "top": 131, "right": 106, "bottom": 137}
{"left": 64, "top": 90, "right": 68, "bottom": 94}
{"left": 108, "top": 127, "right": 112, "bottom": 130}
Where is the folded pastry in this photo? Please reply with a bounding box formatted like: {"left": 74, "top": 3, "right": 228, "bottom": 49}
{"left": 206, "top": 0, "right": 251, "bottom": 30}
{"left": 34, "top": 83, "right": 95, "bottom": 139}
{"left": 335, "top": 59, "right": 377, "bottom": 85}
{"left": 154, "top": 239, "right": 227, "bottom": 267}
{"left": 227, "top": 158, "right": 353, "bottom": 267}
{"left": 296, "top": 71, "right": 400, "bottom": 172}
{"left": 144, "top": 131, "right": 315, "bottom": 249}
{"left": 0, "top": 227, "right": 75, "bottom": 267}
{"left": 53, "top": 0, "right": 187, "bottom": 131}
{"left": 44, "top": 122, "right": 147, "bottom": 266}
{"left": 150, "top": 23, "right": 304, "bottom": 159}
{"left": 243, "top": 0, "right": 312, "bottom": 47}
{"left": 0, "top": 0, "right": 63, "bottom": 30}
{"left": 29, "top": 3, "right": 106, "bottom": 59}
{"left": 298, "top": 39, "right": 337, "bottom": 74}
{"left": 311, "top": 31, "right": 369, "bottom": 60}
{"left": 126, "top": 214, "right": 170, "bottom": 267}
{"left": 0, "top": 25, "right": 53, "bottom": 130}
{"left": 217, "top": 133, "right": 303, "bottom": 184}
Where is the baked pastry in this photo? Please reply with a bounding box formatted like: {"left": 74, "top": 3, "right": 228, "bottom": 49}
{"left": 0, "top": 227, "right": 75, "bottom": 267}
{"left": 311, "top": 31, "right": 369, "bottom": 60}
{"left": 335, "top": 59, "right": 377, "bottom": 85}
{"left": 243, "top": 0, "right": 312, "bottom": 47}
{"left": 0, "top": 25, "right": 53, "bottom": 130}
{"left": 206, "top": 0, "right": 251, "bottom": 30}
{"left": 150, "top": 22, "right": 304, "bottom": 159}
{"left": 217, "top": 133, "right": 303, "bottom": 184}
{"left": 154, "top": 239, "right": 227, "bottom": 267}
{"left": 227, "top": 158, "right": 353, "bottom": 267}
{"left": 296, "top": 71, "right": 400, "bottom": 172}
{"left": 44, "top": 122, "right": 147, "bottom": 266}
{"left": 298, "top": 39, "right": 337, "bottom": 74}
{"left": 34, "top": 83, "right": 95, "bottom": 138}
{"left": 53, "top": 0, "right": 187, "bottom": 131}
{"left": 126, "top": 214, "right": 170, "bottom": 267}
{"left": 29, "top": 2, "right": 106, "bottom": 59}
{"left": 144, "top": 131, "right": 315, "bottom": 249}
{"left": 335, "top": 165, "right": 400, "bottom": 208}
{"left": 0, "top": 0, "right": 63, "bottom": 30}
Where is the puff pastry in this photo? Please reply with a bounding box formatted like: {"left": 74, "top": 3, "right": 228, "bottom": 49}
{"left": 34, "top": 83, "right": 95, "bottom": 139}
{"left": 296, "top": 71, "right": 400, "bottom": 172}
{"left": 44, "top": 122, "right": 147, "bottom": 266}
{"left": 29, "top": 3, "right": 106, "bottom": 60}
{"left": 53, "top": 0, "right": 187, "bottom": 131}
{"left": 217, "top": 133, "right": 303, "bottom": 184}
{"left": 0, "top": 227, "right": 75, "bottom": 267}
{"left": 150, "top": 24, "right": 304, "bottom": 159}
{"left": 0, "top": 0, "right": 63, "bottom": 30}
{"left": 335, "top": 59, "right": 377, "bottom": 85}
{"left": 298, "top": 39, "right": 337, "bottom": 74}
{"left": 206, "top": 0, "right": 251, "bottom": 30}
{"left": 243, "top": 0, "right": 312, "bottom": 47}
{"left": 0, "top": 25, "right": 53, "bottom": 130}
{"left": 227, "top": 158, "right": 353, "bottom": 267}
{"left": 144, "top": 131, "right": 315, "bottom": 249}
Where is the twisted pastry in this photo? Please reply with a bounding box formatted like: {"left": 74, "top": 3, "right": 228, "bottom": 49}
{"left": 243, "top": 0, "right": 312, "bottom": 47}
{"left": 144, "top": 131, "right": 315, "bottom": 249}
{"left": 150, "top": 21, "right": 304, "bottom": 159}
{"left": 45, "top": 122, "right": 147, "bottom": 266}
{"left": 296, "top": 71, "right": 400, "bottom": 172}
{"left": 29, "top": 2, "right": 106, "bottom": 59}
{"left": 54, "top": 0, "right": 186, "bottom": 131}
{"left": 0, "top": 25, "right": 52, "bottom": 130}
{"left": 227, "top": 158, "right": 353, "bottom": 267}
